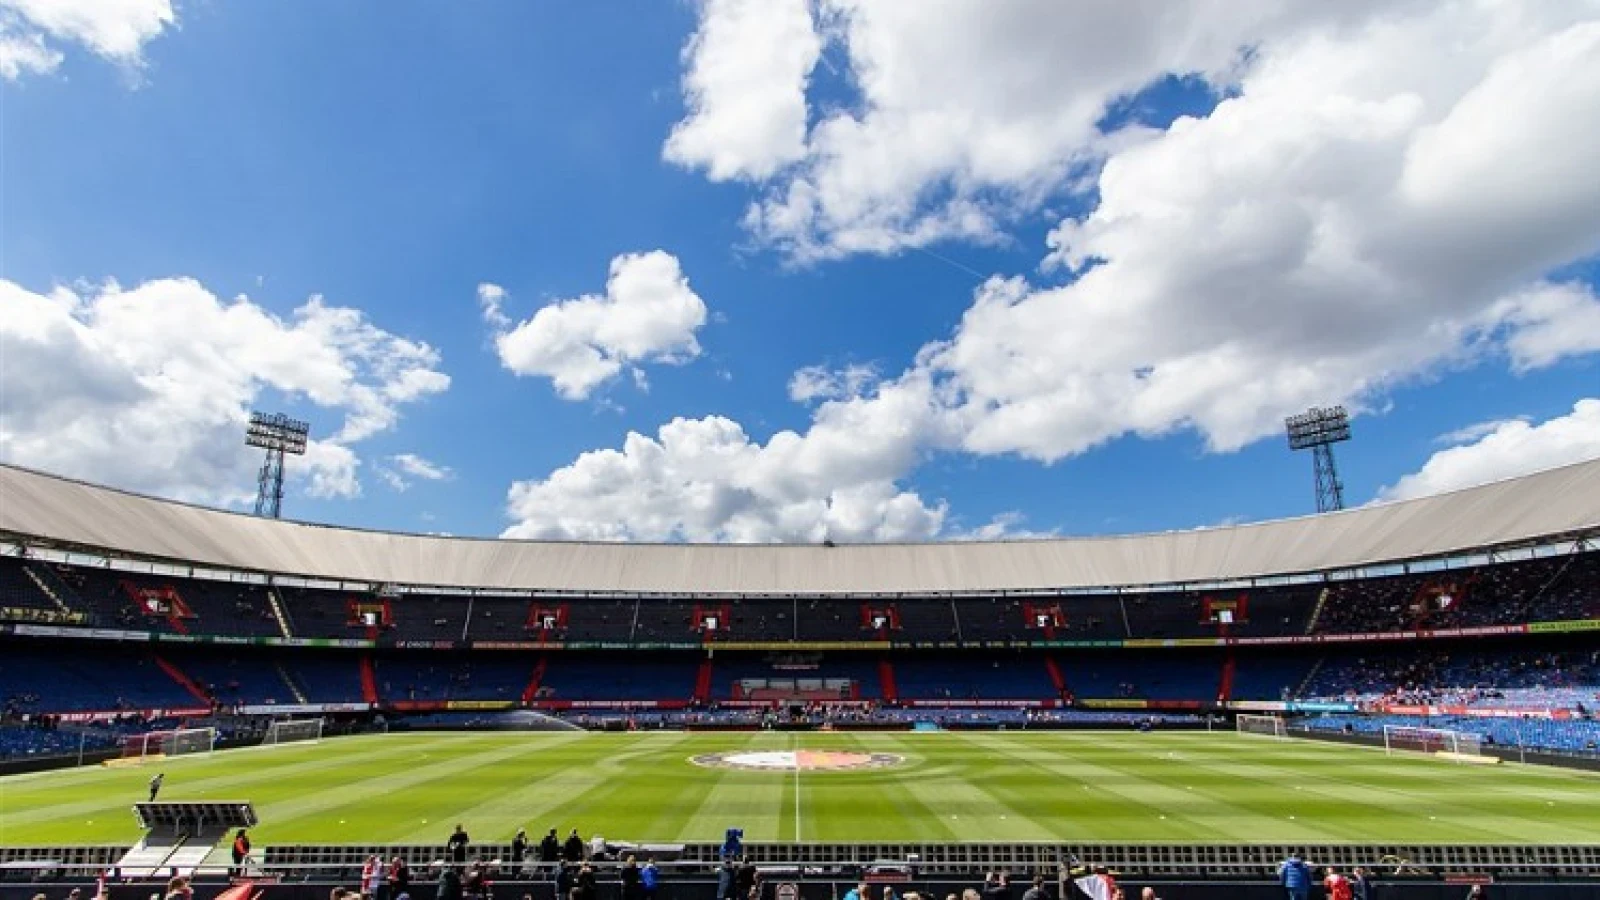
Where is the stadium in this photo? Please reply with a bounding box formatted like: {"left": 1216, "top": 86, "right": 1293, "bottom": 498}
{"left": 1, "top": 460, "right": 1598, "bottom": 900}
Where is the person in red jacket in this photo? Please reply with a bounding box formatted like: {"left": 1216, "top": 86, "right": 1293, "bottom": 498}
{"left": 1323, "top": 867, "right": 1353, "bottom": 900}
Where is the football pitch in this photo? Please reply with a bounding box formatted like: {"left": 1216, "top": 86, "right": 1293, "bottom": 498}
{"left": 3, "top": 731, "right": 1599, "bottom": 846}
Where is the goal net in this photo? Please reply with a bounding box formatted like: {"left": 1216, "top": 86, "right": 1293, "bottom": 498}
{"left": 262, "top": 717, "right": 324, "bottom": 746}
{"left": 1383, "top": 725, "right": 1484, "bottom": 761}
{"left": 121, "top": 727, "right": 216, "bottom": 762}
{"left": 1236, "top": 714, "right": 1288, "bottom": 739}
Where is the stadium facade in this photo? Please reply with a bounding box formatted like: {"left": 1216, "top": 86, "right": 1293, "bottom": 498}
{"left": 2, "top": 461, "right": 1599, "bottom": 896}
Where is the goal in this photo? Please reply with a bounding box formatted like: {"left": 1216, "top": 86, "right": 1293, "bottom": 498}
{"left": 262, "top": 717, "right": 324, "bottom": 747}
{"left": 1382, "top": 725, "right": 1484, "bottom": 762}
{"left": 121, "top": 727, "right": 216, "bottom": 762}
{"left": 1236, "top": 714, "right": 1288, "bottom": 739}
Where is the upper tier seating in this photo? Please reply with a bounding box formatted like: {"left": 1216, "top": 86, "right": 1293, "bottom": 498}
{"left": 2, "top": 549, "right": 1593, "bottom": 645}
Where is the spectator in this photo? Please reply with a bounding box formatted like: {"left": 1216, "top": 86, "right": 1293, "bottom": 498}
{"left": 1279, "top": 853, "right": 1312, "bottom": 900}
{"left": 620, "top": 856, "right": 641, "bottom": 900}
{"left": 563, "top": 829, "right": 585, "bottom": 863}
{"left": 436, "top": 868, "right": 462, "bottom": 900}
{"left": 388, "top": 857, "right": 411, "bottom": 900}
{"left": 511, "top": 830, "right": 528, "bottom": 869}
{"left": 361, "top": 854, "right": 384, "bottom": 899}
{"left": 641, "top": 858, "right": 660, "bottom": 900}
{"left": 447, "top": 824, "right": 470, "bottom": 865}
{"left": 736, "top": 859, "right": 757, "bottom": 900}
{"left": 575, "top": 865, "right": 597, "bottom": 900}
{"left": 555, "top": 862, "right": 573, "bottom": 900}
{"left": 717, "top": 860, "right": 736, "bottom": 900}
{"left": 1323, "top": 867, "right": 1352, "bottom": 900}
{"left": 1350, "top": 867, "right": 1372, "bottom": 900}
{"left": 1022, "top": 877, "right": 1048, "bottom": 900}
{"left": 540, "top": 829, "right": 561, "bottom": 867}
{"left": 231, "top": 829, "right": 251, "bottom": 877}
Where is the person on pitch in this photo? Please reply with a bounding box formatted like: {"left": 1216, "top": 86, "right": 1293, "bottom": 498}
{"left": 148, "top": 772, "right": 165, "bottom": 802}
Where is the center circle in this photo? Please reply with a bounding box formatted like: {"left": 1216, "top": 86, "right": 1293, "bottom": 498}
{"left": 690, "top": 750, "right": 904, "bottom": 772}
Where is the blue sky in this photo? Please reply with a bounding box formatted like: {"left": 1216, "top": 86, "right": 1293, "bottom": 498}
{"left": 2, "top": 1, "right": 1598, "bottom": 542}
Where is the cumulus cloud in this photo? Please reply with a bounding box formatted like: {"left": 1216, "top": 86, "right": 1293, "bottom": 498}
{"left": 667, "top": 0, "right": 1432, "bottom": 262}
{"left": 917, "top": 7, "right": 1600, "bottom": 461}
{"left": 487, "top": 252, "right": 709, "bottom": 400}
{"left": 0, "top": 0, "right": 176, "bottom": 79}
{"left": 1379, "top": 399, "right": 1600, "bottom": 501}
{"left": 0, "top": 277, "right": 449, "bottom": 507}
{"left": 1488, "top": 282, "right": 1600, "bottom": 373}
{"left": 515, "top": 3, "right": 1600, "bottom": 542}
{"left": 663, "top": 0, "right": 821, "bottom": 181}
{"left": 503, "top": 373, "right": 955, "bottom": 542}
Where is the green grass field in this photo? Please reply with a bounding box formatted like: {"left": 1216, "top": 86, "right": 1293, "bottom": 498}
{"left": 3, "top": 731, "right": 1598, "bottom": 846}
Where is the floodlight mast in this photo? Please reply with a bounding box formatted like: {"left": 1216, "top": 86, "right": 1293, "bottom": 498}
{"left": 245, "top": 411, "right": 310, "bottom": 519}
{"left": 1285, "top": 406, "right": 1351, "bottom": 513}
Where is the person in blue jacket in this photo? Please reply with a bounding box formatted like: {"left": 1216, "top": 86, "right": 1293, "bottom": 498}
{"left": 1279, "top": 853, "right": 1313, "bottom": 900}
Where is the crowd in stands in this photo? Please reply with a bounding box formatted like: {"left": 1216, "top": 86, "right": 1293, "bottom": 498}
{"left": 1303, "top": 647, "right": 1600, "bottom": 710}
{"left": 1312, "top": 553, "right": 1599, "bottom": 635}
{"left": 7, "top": 550, "right": 1594, "bottom": 646}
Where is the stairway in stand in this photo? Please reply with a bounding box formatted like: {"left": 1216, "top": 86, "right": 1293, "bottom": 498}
{"left": 154, "top": 654, "right": 214, "bottom": 706}
{"left": 877, "top": 658, "right": 899, "bottom": 704}
{"left": 265, "top": 586, "right": 296, "bottom": 638}
{"left": 275, "top": 662, "right": 310, "bottom": 704}
{"left": 1304, "top": 585, "right": 1332, "bottom": 633}
{"left": 23, "top": 562, "right": 80, "bottom": 615}
{"left": 521, "top": 655, "right": 549, "bottom": 704}
{"left": 694, "top": 656, "right": 714, "bottom": 703}
{"left": 359, "top": 655, "right": 380, "bottom": 704}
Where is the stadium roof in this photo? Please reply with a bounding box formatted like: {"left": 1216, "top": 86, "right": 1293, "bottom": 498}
{"left": 1, "top": 460, "right": 1597, "bottom": 594}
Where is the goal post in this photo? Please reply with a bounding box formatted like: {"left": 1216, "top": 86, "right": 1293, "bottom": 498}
{"left": 1382, "top": 725, "right": 1485, "bottom": 763}
{"left": 1235, "top": 714, "right": 1288, "bottom": 739}
{"left": 121, "top": 727, "right": 216, "bottom": 762}
{"left": 262, "top": 717, "right": 324, "bottom": 747}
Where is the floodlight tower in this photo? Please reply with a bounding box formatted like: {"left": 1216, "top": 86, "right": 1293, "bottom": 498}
{"left": 1285, "top": 406, "right": 1351, "bottom": 513}
{"left": 245, "top": 411, "right": 309, "bottom": 519}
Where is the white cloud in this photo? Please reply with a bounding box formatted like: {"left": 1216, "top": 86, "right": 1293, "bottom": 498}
{"left": 0, "top": 277, "right": 449, "bottom": 507}
{"left": 0, "top": 27, "right": 60, "bottom": 78}
{"left": 503, "top": 373, "right": 955, "bottom": 543}
{"left": 520, "top": 4, "right": 1600, "bottom": 542}
{"left": 668, "top": 0, "right": 1430, "bottom": 262}
{"left": 488, "top": 251, "right": 709, "bottom": 400}
{"left": 663, "top": 0, "right": 821, "bottom": 181}
{"left": 914, "top": 7, "right": 1600, "bottom": 462}
{"left": 787, "top": 362, "right": 878, "bottom": 403}
{"left": 1488, "top": 282, "right": 1600, "bottom": 373}
{"left": 1379, "top": 399, "right": 1600, "bottom": 501}
{"left": 951, "top": 511, "right": 1057, "bottom": 542}
{"left": 298, "top": 440, "right": 361, "bottom": 500}
{"left": 477, "top": 283, "right": 510, "bottom": 330}
{"left": 391, "top": 453, "right": 452, "bottom": 482}
{"left": 376, "top": 452, "right": 453, "bottom": 492}
{"left": 0, "top": 0, "right": 175, "bottom": 80}
{"left": 1434, "top": 418, "right": 1527, "bottom": 446}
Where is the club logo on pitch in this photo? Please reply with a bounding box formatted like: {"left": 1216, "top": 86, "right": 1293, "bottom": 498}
{"left": 690, "top": 750, "right": 904, "bottom": 772}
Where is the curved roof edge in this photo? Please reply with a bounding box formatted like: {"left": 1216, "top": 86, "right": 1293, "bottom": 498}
{"left": 1, "top": 459, "right": 1597, "bottom": 594}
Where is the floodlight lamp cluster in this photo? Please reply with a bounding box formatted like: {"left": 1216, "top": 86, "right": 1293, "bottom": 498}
{"left": 1284, "top": 406, "right": 1351, "bottom": 450}
{"left": 245, "top": 412, "right": 310, "bottom": 455}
